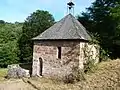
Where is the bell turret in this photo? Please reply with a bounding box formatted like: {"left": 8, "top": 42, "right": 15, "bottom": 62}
{"left": 67, "top": 0, "right": 75, "bottom": 15}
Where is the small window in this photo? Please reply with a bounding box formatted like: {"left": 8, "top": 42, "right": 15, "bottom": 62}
{"left": 58, "top": 47, "right": 61, "bottom": 59}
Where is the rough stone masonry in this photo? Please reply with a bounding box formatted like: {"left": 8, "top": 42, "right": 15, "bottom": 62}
{"left": 32, "top": 14, "right": 99, "bottom": 79}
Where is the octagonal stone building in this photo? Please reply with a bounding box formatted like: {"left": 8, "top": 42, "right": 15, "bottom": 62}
{"left": 32, "top": 14, "right": 99, "bottom": 78}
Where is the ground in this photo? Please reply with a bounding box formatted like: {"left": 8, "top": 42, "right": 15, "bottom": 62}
{"left": 0, "top": 59, "right": 120, "bottom": 90}
{"left": 0, "top": 79, "right": 36, "bottom": 90}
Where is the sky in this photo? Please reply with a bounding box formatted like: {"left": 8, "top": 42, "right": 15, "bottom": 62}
{"left": 0, "top": 0, "right": 95, "bottom": 22}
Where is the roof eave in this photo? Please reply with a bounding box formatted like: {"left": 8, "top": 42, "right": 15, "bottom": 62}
{"left": 32, "top": 38, "right": 90, "bottom": 42}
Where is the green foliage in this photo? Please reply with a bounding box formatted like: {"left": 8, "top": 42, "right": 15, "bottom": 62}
{"left": 18, "top": 10, "right": 55, "bottom": 63}
{"left": 110, "top": 5, "right": 120, "bottom": 54}
{"left": 0, "top": 22, "right": 22, "bottom": 67}
{"left": 84, "top": 59, "right": 98, "bottom": 74}
{"left": 89, "top": 33, "right": 100, "bottom": 45}
{"left": 80, "top": 33, "right": 100, "bottom": 74}
{"left": 83, "top": 44, "right": 97, "bottom": 74}
{"left": 0, "top": 68, "right": 8, "bottom": 80}
{"left": 0, "top": 20, "right": 5, "bottom": 24}
{"left": 99, "top": 48, "right": 109, "bottom": 61}
{"left": 78, "top": 0, "right": 120, "bottom": 59}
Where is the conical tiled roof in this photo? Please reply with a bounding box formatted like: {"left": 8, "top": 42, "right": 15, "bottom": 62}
{"left": 33, "top": 14, "right": 91, "bottom": 41}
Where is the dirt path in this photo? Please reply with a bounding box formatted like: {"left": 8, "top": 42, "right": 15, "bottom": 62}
{"left": 0, "top": 79, "right": 36, "bottom": 90}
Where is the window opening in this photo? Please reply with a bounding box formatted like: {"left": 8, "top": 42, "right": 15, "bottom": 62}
{"left": 58, "top": 47, "right": 61, "bottom": 59}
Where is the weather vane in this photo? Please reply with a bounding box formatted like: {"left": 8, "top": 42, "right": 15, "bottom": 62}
{"left": 67, "top": 0, "right": 75, "bottom": 15}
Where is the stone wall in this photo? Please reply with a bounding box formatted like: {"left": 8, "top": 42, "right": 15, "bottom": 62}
{"left": 79, "top": 42, "right": 100, "bottom": 68}
{"left": 32, "top": 40, "right": 80, "bottom": 78}
{"left": 87, "top": 44, "right": 100, "bottom": 64}
{"left": 32, "top": 40, "right": 100, "bottom": 78}
{"left": 79, "top": 42, "right": 86, "bottom": 69}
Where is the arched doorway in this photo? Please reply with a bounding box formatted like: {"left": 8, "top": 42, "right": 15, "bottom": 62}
{"left": 39, "top": 57, "right": 43, "bottom": 76}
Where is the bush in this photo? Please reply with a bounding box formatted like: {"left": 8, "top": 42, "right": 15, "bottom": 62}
{"left": 99, "top": 48, "right": 109, "bottom": 62}
{"left": 63, "top": 73, "right": 75, "bottom": 84}
{"left": 63, "top": 67, "right": 86, "bottom": 84}
{"left": 84, "top": 59, "right": 98, "bottom": 74}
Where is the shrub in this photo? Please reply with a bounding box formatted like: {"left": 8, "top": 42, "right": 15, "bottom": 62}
{"left": 63, "top": 67, "right": 86, "bottom": 84}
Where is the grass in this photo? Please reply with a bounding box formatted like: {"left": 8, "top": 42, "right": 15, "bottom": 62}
{"left": 0, "top": 60, "right": 120, "bottom": 90}
{"left": 81, "top": 59, "right": 120, "bottom": 89}
{"left": 26, "top": 59, "right": 120, "bottom": 90}
{"left": 27, "top": 77, "right": 82, "bottom": 90}
{"left": 0, "top": 68, "right": 8, "bottom": 82}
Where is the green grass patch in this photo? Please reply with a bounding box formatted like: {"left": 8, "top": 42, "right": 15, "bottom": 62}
{"left": 0, "top": 68, "right": 8, "bottom": 80}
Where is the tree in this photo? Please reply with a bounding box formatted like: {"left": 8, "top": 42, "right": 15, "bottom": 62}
{"left": 110, "top": 5, "right": 120, "bottom": 58}
{"left": 0, "top": 23, "right": 22, "bottom": 67}
{"left": 77, "top": 13, "right": 94, "bottom": 33}
{"left": 77, "top": 0, "right": 120, "bottom": 59}
{"left": 0, "top": 20, "right": 5, "bottom": 24}
{"left": 18, "top": 10, "right": 55, "bottom": 63}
